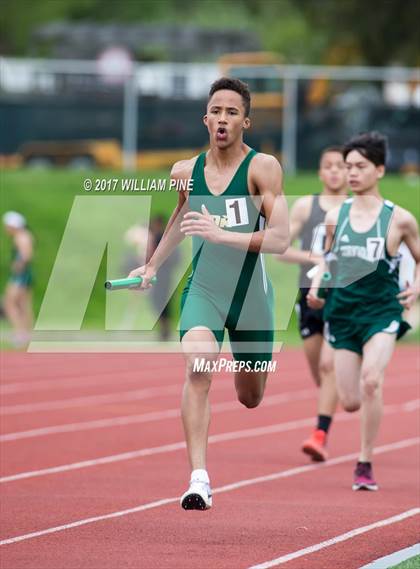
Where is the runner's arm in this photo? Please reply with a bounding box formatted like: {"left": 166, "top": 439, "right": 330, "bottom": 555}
{"left": 307, "top": 208, "right": 339, "bottom": 308}
{"left": 128, "top": 160, "right": 192, "bottom": 287}
{"left": 180, "top": 154, "right": 289, "bottom": 253}
{"left": 397, "top": 211, "right": 420, "bottom": 308}
{"left": 275, "top": 196, "right": 322, "bottom": 265}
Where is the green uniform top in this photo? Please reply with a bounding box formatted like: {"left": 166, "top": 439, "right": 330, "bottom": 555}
{"left": 324, "top": 198, "right": 404, "bottom": 324}
{"left": 184, "top": 148, "right": 273, "bottom": 331}
{"left": 10, "top": 244, "right": 33, "bottom": 287}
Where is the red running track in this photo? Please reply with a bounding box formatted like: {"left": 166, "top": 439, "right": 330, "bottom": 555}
{"left": 0, "top": 347, "right": 419, "bottom": 569}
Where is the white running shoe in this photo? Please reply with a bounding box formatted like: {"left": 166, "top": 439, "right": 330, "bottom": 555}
{"left": 180, "top": 479, "right": 212, "bottom": 510}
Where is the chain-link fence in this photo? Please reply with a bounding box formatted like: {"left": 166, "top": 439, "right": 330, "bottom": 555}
{"left": 1, "top": 57, "right": 419, "bottom": 172}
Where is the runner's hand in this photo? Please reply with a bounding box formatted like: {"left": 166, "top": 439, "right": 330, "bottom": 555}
{"left": 127, "top": 265, "right": 156, "bottom": 290}
{"left": 180, "top": 205, "right": 223, "bottom": 244}
{"left": 397, "top": 281, "right": 420, "bottom": 309}
{"left": 307, "top": 288, "right": 325, "bottom": 309}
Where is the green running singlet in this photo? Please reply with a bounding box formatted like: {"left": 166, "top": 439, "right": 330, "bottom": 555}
{"left": 10, "top": 245, "right": 33, "bottom": 288}
{"left": 180, "top": 149, "right": 274, "bottom": 364}
{"left": 324, "top": 198, "right": 410, "bottom": 354}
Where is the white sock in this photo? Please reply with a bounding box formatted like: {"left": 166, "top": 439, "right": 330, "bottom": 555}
{"left": 191, "top": 469, "right": 209, "bottom": 484}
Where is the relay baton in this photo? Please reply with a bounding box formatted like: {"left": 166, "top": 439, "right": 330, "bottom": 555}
{"left": 104, "top": 276, "right": 157, "bottom": 290}
{"left": 306, "top": 265, "right": 319, "bottom": 280}
{"left": 306, "top": 266, "right": 332, "bottom": 299}
{"left": 318, "top": 271, "right": 332, "bottom": 299}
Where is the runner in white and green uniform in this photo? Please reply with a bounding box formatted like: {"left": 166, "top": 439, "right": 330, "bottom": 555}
{"left": 308, "top": 131, "right": 420, "bottom": 492}
{"left": 324, "top": 197, "right": 410, "bottom": 355}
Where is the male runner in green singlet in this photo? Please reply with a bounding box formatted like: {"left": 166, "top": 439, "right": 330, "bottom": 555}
{"left": 276, "top": 147, "right": 348, "bottom": 461}
{"left": 128, "top": 78, "right": 289, "bottom": 510}
{"left": 2, "top": 211, "right": 34, "bottom": 348}
{"left": 308, "top": 132, "right": 420, "bottom": 491}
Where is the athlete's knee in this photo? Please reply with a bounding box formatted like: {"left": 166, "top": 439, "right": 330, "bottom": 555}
{"left": 236, "top": 371, "right": 267, "bottom": 408}
{"left": 185, "top": 352, "right": 217, "bottom": 377}
{"left": 341, "top": 394, "right": 361, "bottom": 412}
{"left": 319, "top": 357, "right": 334, "bottom": 378}
{"left": 184, "top": 364, "right": 212, "bottom": 397}
{"left": 311, "top": 370, "right": 322, "bottom": 387}
{"left": 361, "top": 367, "right": 381, "bottom": 398}
{"left": 237, "top": 391, "right": 263, "bottom": 409}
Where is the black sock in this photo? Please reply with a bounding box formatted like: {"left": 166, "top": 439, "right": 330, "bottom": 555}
{"left": 357, "top": 461, "right": 371, "bottom": 467}
{"left": 317, "top": 415, "right": 332, "bottom": 433}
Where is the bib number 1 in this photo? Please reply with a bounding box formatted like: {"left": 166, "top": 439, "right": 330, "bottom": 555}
{"left": 225, "top": 197, "right": 249, "bottom": 227}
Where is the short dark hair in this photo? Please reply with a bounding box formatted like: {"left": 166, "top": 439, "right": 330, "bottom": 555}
{"left": 320, "top": 146, "right": 344, "bottom": 162}
{"left": 208, "top": 77, "right": 251, "bottom": 117}
{"left": 343, "top": 131, "right": 388, "bottom": 166}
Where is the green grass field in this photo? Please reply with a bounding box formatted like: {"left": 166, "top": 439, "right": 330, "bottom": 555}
{"left": 1, "top": 168, "right": 419, "bottom": 347}
{"left": 390, "top": 554, "right": 420, "bottom": 569}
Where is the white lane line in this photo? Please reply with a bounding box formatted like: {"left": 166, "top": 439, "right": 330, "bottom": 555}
{"left": 0, "top": 373, "right": 166, "bottom": 395}
{"left": 0, "top": 373, "right": 244, "bottom": 415}
{"left": 2, "top": 370, "right": 417, "bottom": 411}
{"left": 0, "top": 389, "right": 315, "bottom": 442}
{"left": 1, "top": 354, "right": 295, "bottom": 390}
{"left": 2, "top": 348, "right": 417, "bottom": 391}
{"left": 0, "top": 363, "right": 185, "bottom": 394}
{"left": 403, "top": 399, "right": 420, "bottom": 412}
{"left": 1, "top": 400, "right": 418, "bottom": 483}
{"left": 358, "top": 543, "right": 420, "bottom": 569}
{"left": 0, "top": 385, "right": 184, "bottom": 415}
{"left": 247, "top": 509, "right": 420, "bottom": 568}
{"left": 0, "top": 497, "right": 180, "bottom": 546}
{"left": 0, "top": 366, "right": 296, "bottom": 416}
{"left": 0, "top": 438, "right": 418, "bottom": 547}
{"left": 0, "top": 418, "right": 317, "bottom": 483}
{"left": 215, "top": 437, "right": 419, "bottom": 494}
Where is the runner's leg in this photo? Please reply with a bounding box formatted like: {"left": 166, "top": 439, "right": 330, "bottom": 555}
{"left": 334, "top": 349, "right": 363, "bottom": 412}
{"left": 359, "top": 332, "right": 396, "bottom": 462}
{"left": 318, "top": 340, "right": 338, "bottom": 416}
{"left": 234, "top": 369, "right": 268, "bottom": 408}
{"left": 302, "top": 333, "right": 323, "bottom": 386}
{"left": 181, "top": 326, "right": 220, "bottom": 470}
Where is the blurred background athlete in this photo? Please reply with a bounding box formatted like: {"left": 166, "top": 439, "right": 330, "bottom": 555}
{"left": 2, "top": 211, "right": 34, "bottom": 348}
{"left": 277, "top": 147, "right": 348, "bottom": 461}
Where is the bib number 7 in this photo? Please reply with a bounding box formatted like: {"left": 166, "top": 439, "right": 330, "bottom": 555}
{"left": 366, "top": 237, "right": 385, "bottom": 261}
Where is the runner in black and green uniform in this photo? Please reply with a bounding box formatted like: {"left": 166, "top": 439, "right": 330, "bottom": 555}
{"left": 128, "top": 78, "right": 289, "bottom": 510}
{"left": 308, "top": 132, "right": 420, "bottom": 492}
{"left": 276, "top": 147, "right": 348, "bottom": 463}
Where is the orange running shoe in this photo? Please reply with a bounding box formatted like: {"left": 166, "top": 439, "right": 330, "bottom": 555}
{"left": 302, "top": 429, "right": 328, "bottom": 462}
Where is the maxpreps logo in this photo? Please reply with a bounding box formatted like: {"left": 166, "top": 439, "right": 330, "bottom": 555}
{"left": 211, "top": 214, "right": 230, "bottom": 228}
{"left": 193, "top": 357, "right": 277, "bottom": 373}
